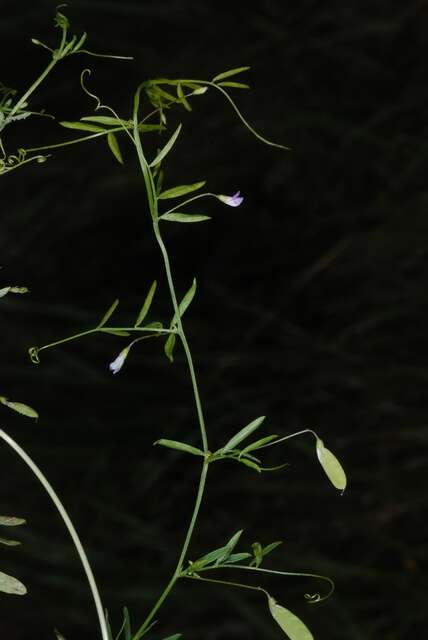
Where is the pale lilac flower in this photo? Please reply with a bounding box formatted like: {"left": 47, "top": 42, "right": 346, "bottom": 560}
{"left": 218, "top": 191, "right": 244, "bottom": 207}
{"left": 109, "top": 346, "right": 130, "bottom": 374}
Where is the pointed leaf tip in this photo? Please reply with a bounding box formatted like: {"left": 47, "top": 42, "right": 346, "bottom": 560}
{"left": 316, "top": 438, "right": 347, "bottom": 492}
{"left": 107, "top": 131, "right": 124, "bottom": 164}
{"left": 222, "top": 415, "right": 266, "bottom": 453}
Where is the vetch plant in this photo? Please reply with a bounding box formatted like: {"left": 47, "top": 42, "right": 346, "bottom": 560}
{"left": 2, "top": 8, "right": 347, "bottom": 640}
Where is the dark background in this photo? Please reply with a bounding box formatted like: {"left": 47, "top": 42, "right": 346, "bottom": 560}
{"left": 1, "top": 1, "right": 427, "bottom": 638}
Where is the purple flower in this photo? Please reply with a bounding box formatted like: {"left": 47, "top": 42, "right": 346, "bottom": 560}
{"left": 218, "top": 191, "right": 244, "bottom": 207}
{"left": 109, "top": 346, "right": 130, "bottom": 374}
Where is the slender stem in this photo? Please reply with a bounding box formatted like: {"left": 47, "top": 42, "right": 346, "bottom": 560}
{"left": 132, "top": 85, "right": 211, "bottom": 637}
{"left": 25, "top": 126, "right": 126, "bottom": 153}
{"left": 163, "top": 192, "right": 219, "bottom": 216}
{"left": 152, "top": 221, "right": 208, "bottom": 451}
{"left": 183, "top": 573, "right": 265, "bottom": 595}
{"left": 199, "top": 563, "right": 335, "bottom": 601}
{"left": 0, "top": 428, "right": 109, "bottom": 640}
{"left": 257, "top": 429, "right": 318, "bottom": 451}
{"left": 8, "top": 59, "right": 58, "bottom": 119}
{"left": 134, "top": 461, "right": 209, "bottom": 639}
{"left": 31, "top": 325, "right": 173, "bottom": 358}
{"left": 35, "top": 328, "right": 98, "bottom": 353}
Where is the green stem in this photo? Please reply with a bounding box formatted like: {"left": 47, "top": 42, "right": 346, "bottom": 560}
{"left": 257, "top": 429, "right": 318, "bottom": 451}
{"left": 200, "top": 563, "right": 335, "bottom": 601}
{"left": 163, "top": 192, "right": 219, "bottom": 216}
{"left": 152, "top": 221, "right": 208, "bottom": 451}
{"left": 133, "top": 460, "right": 209, "bottom": 640}
{"left": 183, "top": 573, "right": 266, "bottom": 596}
{"left": 25, "top": 126, "right": 125, "bottom": 153}
{"left": 30, "top": 325, "right": 173, "bottom": 359}
{"left": 0, "top": 428, "right": 109, "bottom": 640}
{"left": 8, "top": 59, "right": 58, "bottom": 120}
{"left": 132, "top": 85, "right": 210, "bottom": 637}
{"left": 35, "top": 328, "right": 98, "bottom": 354}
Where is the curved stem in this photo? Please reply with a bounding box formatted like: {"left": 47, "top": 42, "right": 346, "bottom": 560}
{"left": 201, "top": 563, "right": 335, "bottom": 601}
{"left": 257, "top": 429, "right": 318, "bottom": 451}
{"left": 0, "top": 428, "right": 109, "bottom": 640}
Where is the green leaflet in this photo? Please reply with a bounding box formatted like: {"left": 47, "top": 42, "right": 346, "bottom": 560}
{"left": 221, "top": 416, "right": 266, "bottom": 453}
{"left": 107, "top": 131, "right": 124, "bottom": 164}
{"left": 149, "top": 123, "right": 182, "bottom": 167}
{"left": 0, "top": 537, "right": 20, "bottom": 546}
{"left": 173, "top": 278, "right": 197, "bottom": 326}
{"left": 100, "top": 329, "right": 131, "bottom": 337}
{"left": 158, "top": 181, "right": 206, "bottom": 199}
{"left": 159, "top": 213, "right": 211, "bottom": 223}
{"left": 224, "top": 552, "right": 252, "bottom": 564}
{"left": 191, "top": 530, "right": 245, "bottom": 571}
{"left": 0, "top": 570, "right": 27, "bottom": 595}
{"left": 214, "top": 529, "right": 243, "bottom": 565}
{"left": 192, "top": 545, "right": 230, "bottom": 568}
{"left": 238, "top": 458, "right": 261, "bottom": 473}
{"left": 316, "top": 438, "right": 347, "bottom": 492}
{"left": 252, "top": 542, "right": 263, "bottom": 567}
{"left": 239, "top": 434, "right": 278, "bottom": 457}
{"left": 212, "top": 66, "right": 251, "bottom": 82}
{"left": 217, "top": 82, "right": 250, "bottom": 89}
{"left": 81, "top": 115, "right": 129, "bottom": 126}
{"left": 164, "top": 333, "right": 176, "bottom": 362}
{"left": 177, "top": 82, "right": 192, "bottom": 111}
{"left": 144, "top": 321, "right": 163, "bottom": 330}
{"left": 154, "top": 439, "right": 204, "bottom": 457}
{"left": 8, "top": 286, "right": 28, "bottom": 294}
{"left": 135, "top": 281, "right": 157, "bottom": 327}
{"left": 98, "top": 299, "right": 119, "bottom": 327}
{"left": 123, "top": 606, "right": 132, "bottom": 640}
{"left": 0, "top": 286, "right": 28, "bottom": 298}
{"left": 262, "top": 540, "right": 283, "bottom": 557}
{"left": 162, "top": 635, "right": 182, "bottom": 640}
{"left": 59, "top": 120, "right": 106, "bottom": 133}
{"left": 251, "top": 540, "right": 282, "bottom": 567}
{"left": 0, "top": 397, "right": 38, "bottom": 419}
{"left": 0, "top": 516, "right": 25, "bottom": 526}
{"left": 268, "top": 596, "right": 314, "bottom": 640}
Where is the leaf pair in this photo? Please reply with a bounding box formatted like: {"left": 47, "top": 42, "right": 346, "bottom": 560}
{"left": 189, "top": 530, "right": 249, "bottom": 573}
{"left": 158, "top": 180, "right": 210, "bottom": 224}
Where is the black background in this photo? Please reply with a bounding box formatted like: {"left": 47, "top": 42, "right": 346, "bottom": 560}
{"left": 1, "top": 1, "right": 427, "bottom": 638}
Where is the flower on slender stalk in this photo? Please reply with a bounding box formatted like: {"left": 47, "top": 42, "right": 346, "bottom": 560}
{"left": 218, "top": 190, "right": 244, "bottom": 207}
{"left": 109, "top": 346, "right": 130, "bottom": 374}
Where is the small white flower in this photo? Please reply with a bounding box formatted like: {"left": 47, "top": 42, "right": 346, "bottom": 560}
{"left": 218, "top": 190, "right": 244, "bottom": 207}
{"left": 109, "top": 347, "right": 130, "bottom": 374}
